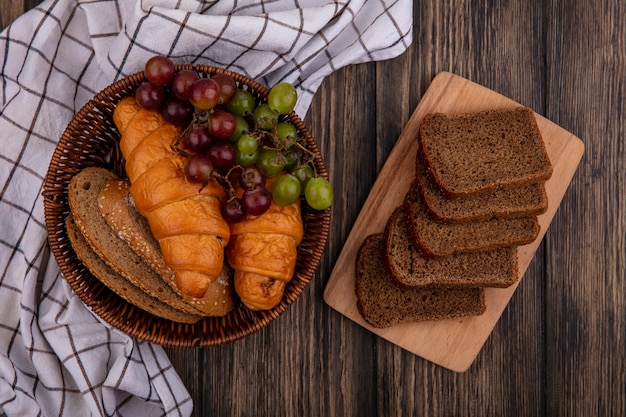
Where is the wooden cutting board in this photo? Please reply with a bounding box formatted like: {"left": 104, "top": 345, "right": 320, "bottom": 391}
{"left": 323, "top": 71, "right": 584, "bottom": 372}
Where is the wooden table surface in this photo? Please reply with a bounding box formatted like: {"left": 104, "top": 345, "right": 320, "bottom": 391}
{"left": 3, "top": 1, "right": 624, "bottom": 415}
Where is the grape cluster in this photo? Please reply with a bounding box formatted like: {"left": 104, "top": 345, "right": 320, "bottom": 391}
{"left": 135, "top": 56, "right": 334, "bottom": 222}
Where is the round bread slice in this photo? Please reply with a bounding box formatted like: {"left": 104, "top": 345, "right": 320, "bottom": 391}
{"left": 66, "top": 215, "right": 202, "bottom": 323}
{"left": 98, "top": 177, "right": 236, "bottom": 316}
{"left": 67, "top": 167, "right": 203, "bottom": 316}
{"left": 355, "top": 234, "right": 486, "bottom": 328}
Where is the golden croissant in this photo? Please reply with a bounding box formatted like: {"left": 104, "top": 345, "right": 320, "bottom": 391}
{"left": 226, "top": 180, "right": 304, "bottom": 310}
{"left": 113, "top": 97, "right": 230, "bottom": 298}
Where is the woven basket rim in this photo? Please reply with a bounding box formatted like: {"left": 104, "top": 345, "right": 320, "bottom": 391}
{"left": 43, "top": 64, "right": 331, "bottom": 348}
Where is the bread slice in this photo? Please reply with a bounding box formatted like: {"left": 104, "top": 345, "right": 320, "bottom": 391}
{"left": 355, "top": 234, "right": 486, "bottom": 328}
{"left": 419, "top": 107, "right": 553, "bottom": 198}
{"left": 98, "top": 178, "right": 236, "bottom": 316}
{"left": 66, "top": 215, "right": 202, "bottom": 323}
{"left": 404, "top": 180, "right": 540, "bottom": 257}
{"left": 67, "top": 167, "right": 203, "bottom": 316}
{"left": 383, "top": 207, "right": 519, "bottom": 288}
{"left": 416, "top": 157, "right": 548, "bottom": 223}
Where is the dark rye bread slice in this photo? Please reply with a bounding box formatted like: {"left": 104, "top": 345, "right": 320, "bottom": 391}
{"left": 384, "top": 207, "right": 519, "bottom": 288}
{"left": 67, "top": 167, "right": 203, "bottom": 316}
{"left": 98, "top": 178, "right": 236, "bottom": 316}
{"left": 355, "top": 234, "right": 486, "bottom": 328}
{"left": 419, "top": 107, "right": 553, "bottom": 198}
{"left": 416, "top": 157, "right": 548, "bottom": 223}
{"left": 404, "top": 180, "right": 540, "bottom": 257}
{"left": 66, "top": 215, "right": 202, "bottom": 323}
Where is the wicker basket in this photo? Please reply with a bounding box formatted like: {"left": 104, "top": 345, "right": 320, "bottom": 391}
{"left": 42, "top": 65, "right": 331, "bottom": 348}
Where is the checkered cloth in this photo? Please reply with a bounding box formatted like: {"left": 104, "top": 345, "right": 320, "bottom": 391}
{"left": 0, "top": 0, "right": 411, "bottom": 415}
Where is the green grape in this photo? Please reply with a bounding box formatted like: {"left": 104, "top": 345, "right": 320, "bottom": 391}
{"left": 228, "top": 114, "right": 249, "bottom": 142}
{"left": 268, "top": 82, "right": 297, "bottom": 114}
{"left": 253, "top": 104, "right": 278, "bottom": 130}
{"left": 235, "top": 148, "right": 258, "bottom": 167}
{"left": 304, "top": 177, "right": 333, "bottom": 210}
{"left": 292, "top": 164, "right": 314, "bottom": 193}
{"left": 226, "top": 89, "right": 256, "bottom": 116}
{"left": 275, "top": 122, "right": 298, "bottom": 148}
{"left": 236, "top": 133, "right": 258, "bottom": 155}
{"left": 256, "top": 149, "right": 285, "bottom": 177}
{"left": 283, "top": 149, "right": 299, "bottom": 172}
{"left": 272, "top": 174, "right": 301, "bottom": 206}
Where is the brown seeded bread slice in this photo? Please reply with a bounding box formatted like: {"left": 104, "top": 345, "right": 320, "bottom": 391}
{"left": 355, "top": 234, "right": 486, "bottom": 328}
{"left": 67, "top": 167, "right": 202, "bottom": 316}
{"left": 66, "top": 215, "right": 202, "bottom": 323}
{"left": 419, "top": 107, "right": 553, "bottom": 198}
{"left": 384, "top": 206, "right": 519, "bottom": 288}
{"left": 404, "top": 180, "right": 540, "bottom": 257}
{"left": 416, "top": 156, "right": 548, "bottom": 223}
{"left": 98, "top": 178, "right": 236, "bottom": 316}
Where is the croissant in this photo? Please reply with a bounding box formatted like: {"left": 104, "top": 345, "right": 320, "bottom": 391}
{"left": 113, "top": 97, "right": 230, "bottom": 299}
{"left": 226, "top": 181, "right": 304, "bottom": 310}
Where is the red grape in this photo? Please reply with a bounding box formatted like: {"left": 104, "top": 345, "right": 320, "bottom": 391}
{"left": 188, "top": 78, "right": 221, "bottom": 110}
{"left": 144, "top": 56, "right": 175, "bottom": 86}
{"left": 221, "top": 198, "right": 246, "bottom": 223}
{"left": 184, "top": 154, "right": 214, "bottom": 183}
{"left": 212, "top": 73, "right": 237, "bottom": 104}
{"left": 207, "top": 141, "right": 236, "bottom": 172}
{"left": 208, "top": 109, "right": 237, "bottom": 140}
{"left": 161, "top": 97, "right": 194, "bottom": 126}
{"left": 182, "top": 126, "right": 213, "bottom": 153}
{"left": 135, "top": 82, "right": 165, "bottom": 110}
{"left": 238, "top": 165, "right": 266, "bottom": 190}
{"left": 171, "top": 69, "right": 200, "bottom": 100}
{"left": 242, "top": 186, "right": 271, "bottom": 216}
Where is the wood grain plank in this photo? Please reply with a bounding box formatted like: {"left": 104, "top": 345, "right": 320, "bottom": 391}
{"left": 0, "top": 0, "right": 25, "bottom": 29}
{"left": 544, "top": 0, "right": 626, "bottom": 415}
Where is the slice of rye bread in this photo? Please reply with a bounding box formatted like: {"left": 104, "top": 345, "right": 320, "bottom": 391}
{"left": 415, "top": 157, "right": 548, "bottom": 223}
{"left": 67, "top": 167, "right": 203, "bottom": 316}
{"left": 355, "top": 234, "right": 486, "bottom": 328}
{"left": 418, "top": 107, "right": 553, "bottom": 198}
{"left": 404, "top": 180, "right": 540, "bottom": 257}
{"left": 98, "top": 178, "right": 236, "bottom": 316}
{"left": 66, "top": 215, "right": 202, "bottom": 323}
{"left": 383, "top": 206, "right": 519, "bottom": 288}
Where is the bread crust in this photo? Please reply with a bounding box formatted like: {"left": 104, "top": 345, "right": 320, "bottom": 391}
{"left": 98, "top": 177, "right": 236, "bottom": 316}
{"left": 67, "top": 167, "right": 204, "bottom": 316}
{"left": 355, "top": 234, "right": 486, "bottom": 328}
{"left": 419, "top": 107, "right": 553, "bottom": 198}
{"left": 66, "top": 214, "right": 202, "bottom": 323}
{"left": 404, "top": 180, "right": 540, "bottom": 257}
{"left": 383, "top": 206, "right": 519, "bottom": 289}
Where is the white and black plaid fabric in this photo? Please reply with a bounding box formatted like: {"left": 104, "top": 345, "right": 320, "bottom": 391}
{"left": 0, "top": 0, "right": 412, "bottom": 415}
